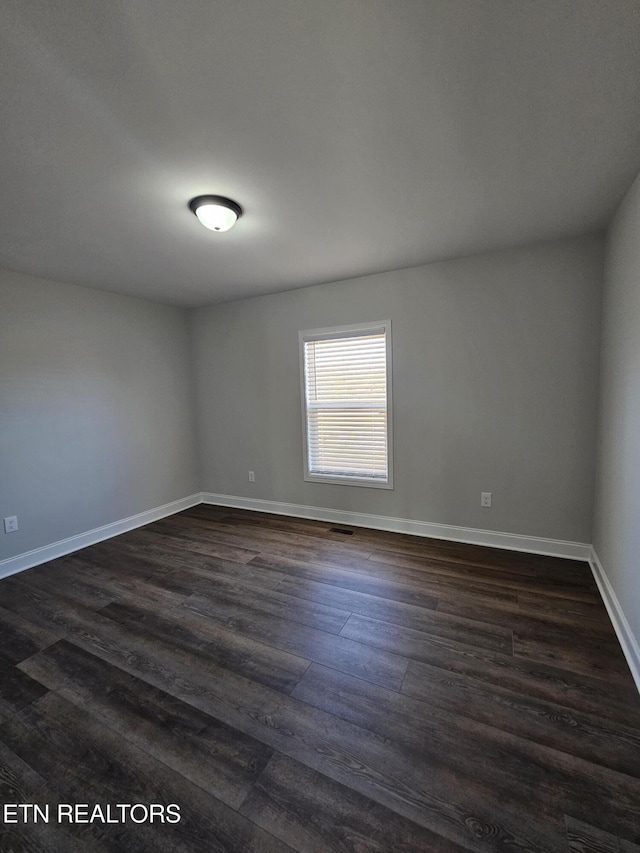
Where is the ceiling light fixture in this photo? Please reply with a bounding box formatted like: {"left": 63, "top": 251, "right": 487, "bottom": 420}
{"left": 188, "top": 195, "right": 243, "bottom": 232}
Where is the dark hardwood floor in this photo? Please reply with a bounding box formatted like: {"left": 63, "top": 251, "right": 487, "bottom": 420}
{"left": 1, "top": 504, "right": 639, "bottom": 852}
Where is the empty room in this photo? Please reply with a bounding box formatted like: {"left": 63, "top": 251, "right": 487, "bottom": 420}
{"left": 1, "top": 1, "right": 640, "bottom": 851}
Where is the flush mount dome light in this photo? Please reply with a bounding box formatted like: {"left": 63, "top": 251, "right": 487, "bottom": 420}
{"left": 189, "top": 195, "right": 243, "bottom": 232}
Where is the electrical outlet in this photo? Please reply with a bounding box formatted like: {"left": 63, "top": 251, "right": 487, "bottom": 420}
{"left": 480, "top": 492, "right": 492, "bottom": 508}
{"left": 3, "top": 515, "right": 18, "bottom": 533}
{"left": 248, "top": 471, "right": 255, "bottom": 482}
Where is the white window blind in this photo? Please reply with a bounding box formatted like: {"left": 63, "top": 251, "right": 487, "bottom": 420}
{"left": 300, "top": 323, "right": 392, "bottom": 487}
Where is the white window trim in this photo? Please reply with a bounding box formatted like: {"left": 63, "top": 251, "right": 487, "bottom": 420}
{"left": 299, "top": 320, "right": 394, "bottom": 489}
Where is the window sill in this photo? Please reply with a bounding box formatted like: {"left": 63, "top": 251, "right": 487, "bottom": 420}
{"left": 304, "top": 473, "right": 394, "bottom": 489}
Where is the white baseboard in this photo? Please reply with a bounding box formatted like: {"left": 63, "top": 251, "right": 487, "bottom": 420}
{"left": 200, "top": 492, "right": 591, "bottom": 561}
{"left": 589, "top": 548, "right": 640, "bottom": 694}
{"left": 0, "top": 494, "right": 203, "bottom": 581}
{"left": 0, "top": 492, "right": 591, "bottom": 583}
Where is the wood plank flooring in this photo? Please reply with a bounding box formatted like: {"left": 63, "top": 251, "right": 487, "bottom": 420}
{"left": 1, "top": 505, "right": 639, "bottom": 852}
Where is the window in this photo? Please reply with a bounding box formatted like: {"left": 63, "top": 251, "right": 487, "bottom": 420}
{"left": 299, "top": 321, "right": 393, "bottom": 488}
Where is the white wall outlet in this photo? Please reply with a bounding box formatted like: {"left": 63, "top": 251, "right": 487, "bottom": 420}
{"left": 3, "top": 515, "right": 18, "bottom": 533}
{"left": 248, "top": 471, "right": 255, "bottom": 482}
{"left": 481, "top": 492, "right": 492, "bottom": 508}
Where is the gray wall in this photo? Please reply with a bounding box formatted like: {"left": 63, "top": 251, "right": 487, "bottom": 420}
{"left": 0, "top": 269, "right": 199, "bottom": 561}
{"left": 594, "top": 170, "right": 640, "bottom": 644}
{"left": 193, "top": 234, "right": 603, "bottom": 543}
{"left": 0, "top": 232, "right": 606, "bottom": 564}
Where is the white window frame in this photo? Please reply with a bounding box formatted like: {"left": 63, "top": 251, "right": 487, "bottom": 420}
{"left": 299, "top": 320, "right": 393, "bottom": 489}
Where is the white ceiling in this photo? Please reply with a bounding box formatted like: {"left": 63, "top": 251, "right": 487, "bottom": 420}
{"left": 2, "top": 1, "right": 640, "bottom": 306}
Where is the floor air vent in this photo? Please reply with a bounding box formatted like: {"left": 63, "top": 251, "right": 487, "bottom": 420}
{"left": 330, "top": 527, "right": 354, "bottom": 535}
